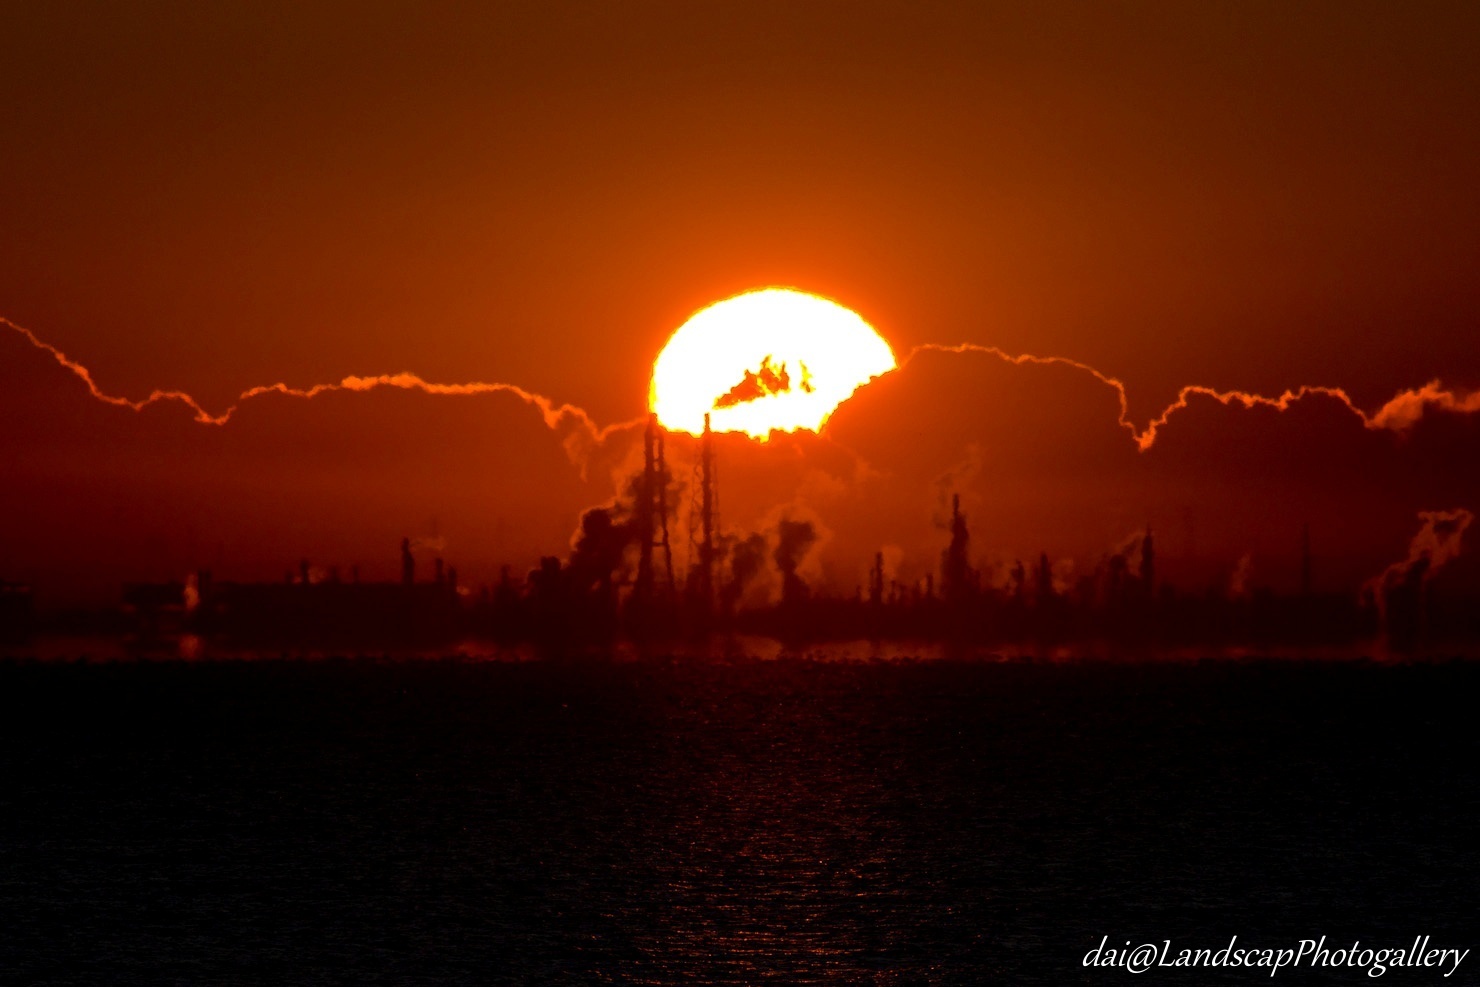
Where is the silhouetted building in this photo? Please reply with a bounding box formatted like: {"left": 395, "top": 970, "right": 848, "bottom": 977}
{"left": 1300, "top": 522, "right": 1313, "bottom": 598}
{"left": 941, "top": 493, "right": 973, "bottom": 604}
{"left": 121, "top": 542, "right": 466, "bottom": 645}
{"left": 1036, "top": 553, "right": 1054, "bottom": 605}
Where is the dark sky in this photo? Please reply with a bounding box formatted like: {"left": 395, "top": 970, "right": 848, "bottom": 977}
{"left": 7, "top": 2, "right": 1480, "bottom": 414}
{"left": 2, "top": 2, "right": 1479, "bottom": 603}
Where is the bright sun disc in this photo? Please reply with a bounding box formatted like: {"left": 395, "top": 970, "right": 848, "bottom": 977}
{"left": 650, "top": 288, "right": 896, "bottom": 438}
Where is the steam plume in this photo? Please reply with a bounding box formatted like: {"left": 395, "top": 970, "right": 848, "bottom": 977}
{"left": 722, "top": 532, "right": 769, "bottom": 610}
{"left": 1370, "top": 508, "right": 1474, "bottom": 596}
{"left": 774, "top": 518, "right": 819, "bottom": 604}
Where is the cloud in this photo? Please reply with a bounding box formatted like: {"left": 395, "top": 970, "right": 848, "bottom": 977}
{"left": 908, "top": 341, "right": 1480, "bottom": 451}
{"left": 2, "top": 314, "right": 630, "bottom": 473}
{"left": 5, "top": 313, "right": 1478, "bottom": 603}
{"left": 713, "top": 355, "right": 814, "bottom": 409}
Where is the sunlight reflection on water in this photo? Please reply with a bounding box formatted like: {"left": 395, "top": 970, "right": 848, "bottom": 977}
{"left": 1, "top": 647, "right": 1476, "bottom": 983}
{"left": 5, "top": 631, "right": 1473, "bottom": 663}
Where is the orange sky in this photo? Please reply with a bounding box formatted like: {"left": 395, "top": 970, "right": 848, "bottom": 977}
{"left": 2, "top": 2, "right": 1479, "bottom": 604}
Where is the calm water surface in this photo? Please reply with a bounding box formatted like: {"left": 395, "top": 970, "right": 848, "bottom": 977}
{"left": 1, "top": 652, "right": 1476, "bottom": 984}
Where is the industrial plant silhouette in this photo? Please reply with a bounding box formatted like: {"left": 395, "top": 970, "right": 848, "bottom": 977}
{"left": 2, "top": 413, "right": 1474, "bottom": 654}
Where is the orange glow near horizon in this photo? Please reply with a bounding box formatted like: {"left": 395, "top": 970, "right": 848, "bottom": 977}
{"left": 649, "top": 288, "right": 897, "bottom": 438}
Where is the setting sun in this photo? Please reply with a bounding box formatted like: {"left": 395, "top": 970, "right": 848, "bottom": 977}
{"left": 650, "top": 288, "right": 896, "bottom": 438}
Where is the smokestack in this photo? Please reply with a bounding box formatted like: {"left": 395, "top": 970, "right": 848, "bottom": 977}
{"left": 1036, "top": 552, "right": 1053, "bottom": 604}
{"left": 697, "top": 412, "right": 716, "bottom": 613}
{"left": 1300, "top": 522, "right": 1312, "bottom": 597}
{"left": 635, "top": 413, "right": 675, "bottom": 606}
{"left": 636, "top": 416, "right": 656, "bottom": 600}
{"left": 941, "top": 492, "right": 972, "bottom": 604}
{"left": 434, "top": 557, "right": 445, "bottom": 587}
{"left": 401, "top": 537, "right": 415, "bottom": 586}
{"left": 657, "top": 421, "right": 674, "bottom": 592}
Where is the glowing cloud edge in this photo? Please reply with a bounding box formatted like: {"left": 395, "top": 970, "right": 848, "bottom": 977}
{"left": 4, "top": 313, "right": 1478, "bottom": 456}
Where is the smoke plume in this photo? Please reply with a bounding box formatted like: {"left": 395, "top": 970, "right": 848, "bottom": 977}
{"left": 1370, "top": 508, "right": 1474, "bottom": 597}
{"left": 774, "top": 518, "right": 819, "bottom": 604}
{"left": 723, "top": 532, "right": 769, "bottom": 611}
{"left": 565, "top": 506, "right": 634, "bottom": 594}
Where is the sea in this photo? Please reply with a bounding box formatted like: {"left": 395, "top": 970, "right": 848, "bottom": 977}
{"left": 1, "top": 640, "right": 1476, "bottom": 984}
